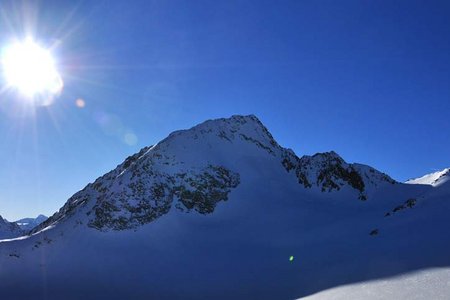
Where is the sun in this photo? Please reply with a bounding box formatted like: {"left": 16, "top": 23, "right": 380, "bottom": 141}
{"left": 1, "top": 38, "right": 63, "bottom": 98}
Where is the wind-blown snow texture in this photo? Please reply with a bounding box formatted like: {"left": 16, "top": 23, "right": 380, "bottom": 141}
{"left": 0, "top": 115, "right": 449, "bottom": 300}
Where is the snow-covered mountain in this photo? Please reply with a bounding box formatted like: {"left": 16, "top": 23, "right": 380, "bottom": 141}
{"left": 15, "top": 215, "right": 48, "bottom": 232}
{"left": 32, "top": 115, "right": 394, "bottom": 234}
{"left": 0, "top": 115, "right": 449, "bottom": 300}
{"left": 406, "top": 168, "right": 450, "bottom": 187}
{"left": 0, "top": 216, "right": 23, "bottom": 239}
{"left": 281, "top": 150, "right": 396, "bottom": 201}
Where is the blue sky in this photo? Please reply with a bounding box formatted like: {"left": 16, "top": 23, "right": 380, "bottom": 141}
{"left": 0, "top": 0, "right": 449, "bottom": 220}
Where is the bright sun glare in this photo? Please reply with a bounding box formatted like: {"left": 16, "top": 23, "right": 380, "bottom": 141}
{"left": 1, "top": 38, "right": 63, "bottom": 99}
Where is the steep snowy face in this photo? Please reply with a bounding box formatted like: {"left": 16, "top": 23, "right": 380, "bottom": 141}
{"left": 406, "top": 168, "right": 450, "bottom": 187}
{"left": 282, "top": 151, "right": 396, "bottom": 200}
{"left": 33, "top": 115, "right": 394, "bottom": 233}
{"left": 0, "top": 216, "right": 23, "bottom": 239}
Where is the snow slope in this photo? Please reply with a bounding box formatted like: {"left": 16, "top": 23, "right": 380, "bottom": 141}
{"left": 0, "top": 115, "right": 448, "bottom": 300}
{"left": 303, "top": 268, "right": 450, "bottom": 300}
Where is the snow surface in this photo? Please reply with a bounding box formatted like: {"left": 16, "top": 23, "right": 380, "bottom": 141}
{"left": 0, "top": 115, "right": 448, "bottom": 300}
{"left": 302, "top": 268, "right": 450, "bottom": 300}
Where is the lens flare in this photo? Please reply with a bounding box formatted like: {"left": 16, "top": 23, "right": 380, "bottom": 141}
{"left": 75, "top": 98, "right": 85, "bottom": 108}
{"left": 124, "top": 132, "right": 138, "bottom": 145}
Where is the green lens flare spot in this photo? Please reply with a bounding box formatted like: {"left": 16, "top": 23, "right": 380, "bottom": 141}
{"left": 289, "top": 256, "right": 294, "bottom": 262}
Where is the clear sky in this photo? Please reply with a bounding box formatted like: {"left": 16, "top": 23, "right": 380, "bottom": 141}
{"left": 0, "top": 0, "right": 449, "bottom": 220}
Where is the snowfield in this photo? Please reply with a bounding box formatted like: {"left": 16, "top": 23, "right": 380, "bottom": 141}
{"left": 303, "top": 268, "right": 450, "bottom": 300}
{"left": 0, "top": 115, "right": 448, "bottom": 300}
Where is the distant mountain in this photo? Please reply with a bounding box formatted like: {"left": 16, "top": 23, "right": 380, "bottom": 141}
{"left": 406, "top": 168, "right": 450, "bottom": 186}
{"left": 0, "top": 216, "right": 23, "bottom": 239}
{"left": 15, "top": 215, "right": 48, "bottom": 232}
{"left": 0, "top": 115, "right": 449, "bottom": 300}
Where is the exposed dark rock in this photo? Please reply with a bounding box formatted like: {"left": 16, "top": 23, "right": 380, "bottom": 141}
{"left": 386, "top": 198, "right": 418, "bottom": 217}
{"left": 370, "top": 229, "right": 379, "bottom": 236}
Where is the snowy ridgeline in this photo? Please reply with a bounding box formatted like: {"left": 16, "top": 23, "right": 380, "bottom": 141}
{"left": 406, "top": 168, "right": 450, "bottom": 186}
{"left": 0, "top": 114, "right": 448, "bottom": 300}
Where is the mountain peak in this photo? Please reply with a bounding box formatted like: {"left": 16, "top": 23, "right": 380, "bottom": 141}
{"left": 311, "top": 151, "right": 345, "bottom": 163}
{"left": 406, "top": 168, "right": 450, "bottom": 186}
{"left": 282, "top": 150, "right": 396, "bottom": 200}
{"left": 151, "top": 114, "right": 281, "bottom": 162}
{"left": 164, "top": 114, "right": 275, "bottom": 145}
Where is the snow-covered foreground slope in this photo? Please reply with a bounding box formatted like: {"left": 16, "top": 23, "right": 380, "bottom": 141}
{"left": 303, "top": 268, "right": 450, "bottom": 300}
{"left": 0, "top": 115, "right": 449, "bottom": 300}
